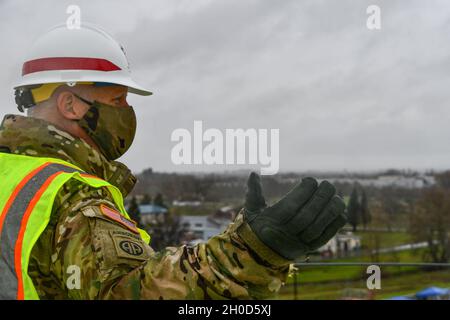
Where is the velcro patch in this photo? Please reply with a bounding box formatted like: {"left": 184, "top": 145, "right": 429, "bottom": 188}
{"left": 99, "top": 204, "right": 139, "bottom": 234}
{"left": 110, "top": 231, "right": 149, "bottom": 261}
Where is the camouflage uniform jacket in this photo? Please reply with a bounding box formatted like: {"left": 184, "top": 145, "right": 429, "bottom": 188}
{"left": 0, "top": 114, "right": 291, "bottom": 300}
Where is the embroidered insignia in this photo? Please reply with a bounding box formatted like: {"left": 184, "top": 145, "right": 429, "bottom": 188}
{"left": 99, "top": 204, "right": 139, "bottom": 234}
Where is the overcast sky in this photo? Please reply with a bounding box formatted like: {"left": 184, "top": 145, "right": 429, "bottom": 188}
{"left": 1, "top": 0, "right": 449, "bottom": 174}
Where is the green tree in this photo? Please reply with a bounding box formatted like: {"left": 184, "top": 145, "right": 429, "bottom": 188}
{"left": 360, "top": 189, "right": 371, "bottom": 229}
{"left": 153, "top": 193, "right": 167, "bottom": 209}
{"left": 146, "top": 211, "right": 186, "bottom": 251}
{"left": 381, "top": 191, "right": 403, "bottom": 231}
{"left": 141, "top": 193, "right": 152, "bottom": 205}
{"left": 128, "top": 196, "right": 142, "bottom": 227}
{"left": 409, "top": 188, "right": 450, "bottom": 263}
{"left": 436, "top": 171, "right": 450, "bottom": 189}
{"left": 347, "top": 187, "right": 360, "bottom": 232}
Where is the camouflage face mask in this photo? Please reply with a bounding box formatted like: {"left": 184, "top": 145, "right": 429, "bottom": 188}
{"left": 74, "top": 94, "right": 137, "bottom": 160}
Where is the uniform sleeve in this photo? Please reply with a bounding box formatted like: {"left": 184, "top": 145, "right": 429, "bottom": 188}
{"left": 51, "top": 188, "right": 291, "bottom": 300}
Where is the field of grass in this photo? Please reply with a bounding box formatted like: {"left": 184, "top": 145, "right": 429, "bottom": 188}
{"left": 354, "top": 231, "right": 412, "bottom": 249}
{"left": 294, "top": 249, "right": 424, "bottom": 284}
{"left": 277, "top": 269, "right": 450, "bottom": 300}
{"left": 275, "top": 229, "right": 450, "bottom": 300}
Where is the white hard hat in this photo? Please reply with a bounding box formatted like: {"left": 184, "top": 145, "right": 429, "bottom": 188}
{"left": 14, "top": 23, "right": 152, "bottom": 96}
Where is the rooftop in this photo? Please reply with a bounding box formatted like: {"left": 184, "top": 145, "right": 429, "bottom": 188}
{"left": 139, "top": 204, "right": 168, "bottom": 215}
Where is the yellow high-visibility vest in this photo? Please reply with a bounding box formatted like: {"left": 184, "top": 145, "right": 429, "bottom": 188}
{"left": 0, "top": 152, "right": 149, "bottom": 300}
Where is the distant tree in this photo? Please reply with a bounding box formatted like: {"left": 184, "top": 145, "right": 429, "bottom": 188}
{"left": 409, "top": 188, "right": 450, "bottom": 263}
{"left": 141, "top": 193, "right": 152, "bottom": 205}
{"left": 380, "top": 191, "right": 403, "bottom": 231}
{"left": 367, "top": 231, "right": 382, "bottom": 262}
{"left": 436, "top": 171, "right": 450, "bottom": 189}
{"left": 154, "top": 193, "right": 167, "bottom": 209}
{"left": 128, "top": 196, "right": 142, "bottom": 227}
{"left": 142, "top": 167, "right": 153, "bottom": 176}
{"left": 347, "top": 187, "right": 360, "bottom": 232}
{"left": 191, "top": 176, "right": 215, "bottom": 200}
{"left": 360, "top": 189, "right": 371, "bottom": 229}
{"left": 384, "top": 169, "right": 403, "bottom": 176}
{"left": 146, "top": 211, "right": 187, "bottom": 251}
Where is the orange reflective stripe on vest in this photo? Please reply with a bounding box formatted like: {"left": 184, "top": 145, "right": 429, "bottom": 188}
{"left": 0, "top": 162, "right": 83, "bottom": 300}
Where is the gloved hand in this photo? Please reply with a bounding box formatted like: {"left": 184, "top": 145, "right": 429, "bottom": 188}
{"left": 239, "top": 172, "right": 347, "bottom": 261}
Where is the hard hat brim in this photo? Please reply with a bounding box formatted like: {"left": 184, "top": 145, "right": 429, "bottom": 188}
{"left": 124, "top": 79, "right": 153, "bottom": 96}
{"left": 14, "top": 70, "right": 153, "bottom": 96}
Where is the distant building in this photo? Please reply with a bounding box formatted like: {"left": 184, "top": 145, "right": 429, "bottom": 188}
{"left": 139, "top": 204, "right": 168, "bottom": 225}
{"left": 318, "top": 232, "right": 361, "bottom": 257}
{"left": 180, "top": 206, "right": 237, "bottom": 243}
{"left": 180, "top": 216, "right": 221, "bottom": 242}
{"left": 209, "top": 206, "right": 236, "bottom": 225}
{"left": 172, "top": 200, "right": 202, "bottom": 207}
{"left": 327, "top": 175, "right": 436, "bottom": 189}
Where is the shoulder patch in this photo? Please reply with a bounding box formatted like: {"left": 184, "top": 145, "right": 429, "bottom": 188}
{"left": 99, "top": 204, "right": 139, "bottom": 234}
{"left": 110, "top": 231, "right": 149, "bottom": 261}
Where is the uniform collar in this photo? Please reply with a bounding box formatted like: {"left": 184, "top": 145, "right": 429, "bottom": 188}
{"left": 0, "top": 114, "right": 136, "bottom": 197}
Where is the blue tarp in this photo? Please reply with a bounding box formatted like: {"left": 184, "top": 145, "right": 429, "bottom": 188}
{"left": 415, "top": 287, "right": 449, "bottom": 299}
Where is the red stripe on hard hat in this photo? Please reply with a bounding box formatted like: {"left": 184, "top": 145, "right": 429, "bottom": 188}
{"left": 22, "top": 57, "right": 121, "bottom": 75}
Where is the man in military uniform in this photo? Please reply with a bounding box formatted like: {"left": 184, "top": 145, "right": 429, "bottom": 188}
{"left": 0, "top": 24, "right": 347, "bottom": 299}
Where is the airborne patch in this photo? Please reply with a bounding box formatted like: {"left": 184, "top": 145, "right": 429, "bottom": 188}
{"left": 110, "top": 231, "right": 149, "bottom": 261}
{"left": 99, "top": 204, "right": 139, "bottom": 234}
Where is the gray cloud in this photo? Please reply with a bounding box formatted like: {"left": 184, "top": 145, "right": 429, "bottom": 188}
{"left": 0, "top": 0, "right": 449, "bottom": 173}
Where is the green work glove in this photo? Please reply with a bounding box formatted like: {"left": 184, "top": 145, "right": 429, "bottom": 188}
{"left": 240, "top": 172, "right": 347, "bottom": 261}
